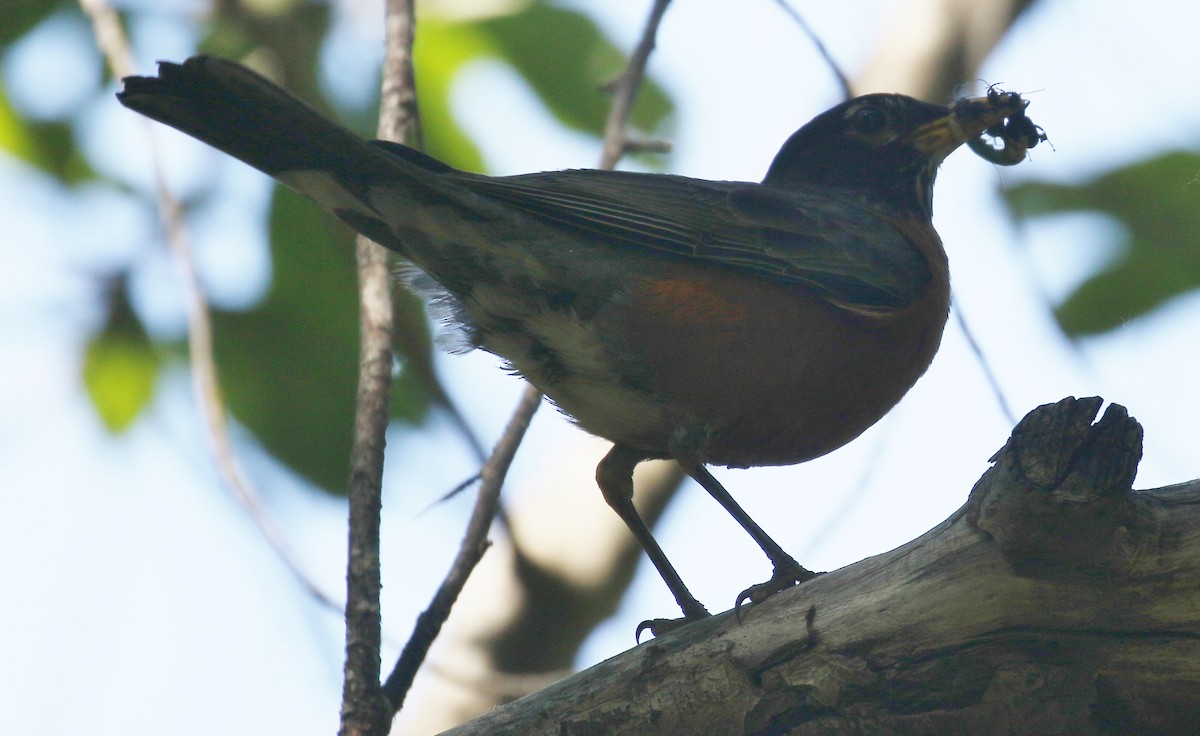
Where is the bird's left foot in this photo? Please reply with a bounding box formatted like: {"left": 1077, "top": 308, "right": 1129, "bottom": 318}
{"left": 635, "top": 609, "right": 710, "bottom": 643}
{"left": 735, "top": 561, "right": 822, "bottom": 621}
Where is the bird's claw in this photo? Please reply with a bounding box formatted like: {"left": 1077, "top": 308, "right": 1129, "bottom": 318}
{"left": 635, "top": 609, "right": 710, "bottom": 643}
{"left": 734, "top": 563, "right": 823, "bottom": 622}
{"left": 635, "top": 618, "right": 680, "bottom": 643}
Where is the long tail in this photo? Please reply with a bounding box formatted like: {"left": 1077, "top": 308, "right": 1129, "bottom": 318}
{"left": 118, "top": 56, "right": 400, "bottom": 182}
{"left": 117, "top": 56, "right": 445, "bottom": 253}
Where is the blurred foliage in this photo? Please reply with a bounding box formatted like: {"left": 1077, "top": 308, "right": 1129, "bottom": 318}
{"left": 83, "top": 282, "right": 160, "bottom": 432}
{"left": 0, "top": 0, "right": 674, "bottom": 493}
{"left": 0, "top": 85, "right": 93, "bottom": 181}
{"left": 415, "top": 3, "right": 674, "bottom": 170}
{"left": 0, "top": 0, "right": 57, "bottom": 46}
{"left": 1003, "top": 151, "right": 1200, "bottom": 336}
{"left": 0, "top": 3, "right": 97, "bottom": 183}
{"left": 472, "top": 5, "right": 671, "bottom": 142}
{"left": 208, "top": 189, "right": 440, "bottom": 492}
{"left": 210, "top": 186, "right": 362, "bottom": 493}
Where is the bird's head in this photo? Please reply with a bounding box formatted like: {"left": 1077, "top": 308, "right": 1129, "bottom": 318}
{"left": 763, "top": 92, "right": 1030, "bottom": 216}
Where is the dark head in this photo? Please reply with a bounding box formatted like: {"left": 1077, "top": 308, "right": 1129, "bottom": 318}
{"left": 763, "top": 93, "right": 1027, "bottom": 216}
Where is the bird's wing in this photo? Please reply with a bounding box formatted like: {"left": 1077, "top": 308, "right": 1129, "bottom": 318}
{"left": 118, "top": 57, "right": 929, "bottom": 315}
{"left": 445, "top": 167, "right": 933, "bottom": 314}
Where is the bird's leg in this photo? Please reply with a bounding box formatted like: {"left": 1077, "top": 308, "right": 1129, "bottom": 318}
{"left": 597, "top": 445, "right": 710, "bottom": 638}
{"left": 682, "top": 463, "right": 821, "bottom": 616}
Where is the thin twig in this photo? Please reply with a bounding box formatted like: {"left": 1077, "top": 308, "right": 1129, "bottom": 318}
{"left": 382, "top": 384, "right": 542, "bottom": 712}
{"left": 600, "top": 0, "right": 674, "bottom": 170}
{"left": 339, "top": 204, "right": 396, "bottom": 731}
{"left": 80, "top": 0, "right": 338, "bottom": 610}
{"left": 770, "top": 0, "right": 852, "bottom": 101}
{"left": 953, "top": 300, "right": 1017, "bottom": 426}
{"left": 340, "top": 0, "right": 420, "bottom": 731}
{"left": 340, "top": 239, "right": 394, "bottom": 736}
{"left": 376, "top": 0, "right": 423, "bottom": 148}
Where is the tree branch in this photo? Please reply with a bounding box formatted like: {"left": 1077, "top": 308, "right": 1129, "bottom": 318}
{"left": 438, "top": 397, "right": 1200, "bottom": 735}
{"left": 600, "top": 0, "right": 675, "bottom": 169}
{"left": 382, "top": 385, "right": 541, "bottom": 713}
{"left": 340, "top": 0, "right": 419, "bottom": 733}
{"left": 770, "top": 0, "right": 851, "bottom": 101}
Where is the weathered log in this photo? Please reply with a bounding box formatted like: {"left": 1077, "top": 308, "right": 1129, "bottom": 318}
{"left": 439, "top": 397, "right": 1200, "bottom": 735}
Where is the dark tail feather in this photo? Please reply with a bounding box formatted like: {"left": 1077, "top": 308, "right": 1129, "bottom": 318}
{"left": 119, "top": 56, "right": 446, "bottom": 253}
{"left": 117, "top": 55, "right": 400, "bottom": 185}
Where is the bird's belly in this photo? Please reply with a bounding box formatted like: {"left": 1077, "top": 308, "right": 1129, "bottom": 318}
{"left": 471, "top": 253, "right": 949, "bottom": 469}
{"left": 610, "top": 266, "right": 950, "bottom": 467}
{"left": 480, "top": 308, "right": 676, "bottom": 449}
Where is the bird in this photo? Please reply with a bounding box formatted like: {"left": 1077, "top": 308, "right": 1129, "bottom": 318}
{"left": 118, "top": 55, "right": 1035, "bottom": 633}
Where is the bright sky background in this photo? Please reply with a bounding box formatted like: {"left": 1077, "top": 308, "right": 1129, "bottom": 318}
{"left": 3, "top": 1, "right": 1199, "bottom": 734}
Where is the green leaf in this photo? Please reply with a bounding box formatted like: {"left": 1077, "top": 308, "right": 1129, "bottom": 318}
{"left": 83, "top": 284, "right": 159, "bottom": 432}
{"left": 413, "top": 2, "right": 674, "bottom": 171}
{"left": 411, "top": 16, "right": 490, "bottom": 170}
{"left": 211, "top": 187, "right": 439, "bottom": 494}
{"left": 1003, "top": 151, "right": 1200, "bottom": 336}
{"left": 212, "top": 186, "right": 361, "bottom": 494}
{"left": 0, "top": 84, "right": 93, "bottom": 182}
{"left": 0, "top": 0, "right": 61, "bottom": 46}
{"left": 478, "top": 3, "right": 673, "bottom": 137}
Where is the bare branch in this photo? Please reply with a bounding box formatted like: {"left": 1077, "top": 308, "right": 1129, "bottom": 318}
{"left": 340, "top": 227, "right": 396, "bottom": 734}
{"left": 770, "top": 0, "right": 852, "bottom": 101}
{"left": 382, "top": 385, "right": 542, "bottom": 712}
{"left": 339, "top": 0, "right": 420, "bottom": 731}
{"left": 441, "top": 399, "right": 1200, "bottom": 736}
{"left": 600, "top": 0, "right": 675, "bottom": 170}
{"left": 953, "top": 305, "right": 1017, "bottom": 425}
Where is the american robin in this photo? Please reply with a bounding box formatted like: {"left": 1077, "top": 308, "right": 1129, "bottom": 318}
{"left": 118, "top": 56, "right": 1036, "bottom": 631}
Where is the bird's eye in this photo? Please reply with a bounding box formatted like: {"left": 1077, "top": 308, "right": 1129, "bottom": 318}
{"left": 849, "top": 105, "right": 888, "bottom": 135}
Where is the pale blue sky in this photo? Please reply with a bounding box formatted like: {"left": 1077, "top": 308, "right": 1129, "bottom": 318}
{"left": 3, "top": 1, "right": 1199, "bottom": 734}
